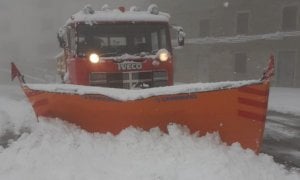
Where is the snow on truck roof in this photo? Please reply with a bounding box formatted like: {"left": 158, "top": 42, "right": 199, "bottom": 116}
{"left": 65, "top": 4, "right": 170, "bottom": 26}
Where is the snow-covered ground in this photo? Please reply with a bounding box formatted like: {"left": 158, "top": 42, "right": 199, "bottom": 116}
{"left": 269, "top": 88, "right": 300, "bottom": 116}
{"left": 0, "top": 84, "right": 299, "bottom": 180}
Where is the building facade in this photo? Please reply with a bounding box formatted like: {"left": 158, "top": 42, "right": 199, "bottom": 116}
{"left": 1, "top": 0, "right": 299, "bottom": 86}
{"left": 153, "top": 0, "right": 300, "bottom": 87}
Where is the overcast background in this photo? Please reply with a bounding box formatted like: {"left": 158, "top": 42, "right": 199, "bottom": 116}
{"left": 1, "top": 0, "right": 299, "bottom": 87}
{"left": 0, "top": 0, "right": 154, "bottom": 83}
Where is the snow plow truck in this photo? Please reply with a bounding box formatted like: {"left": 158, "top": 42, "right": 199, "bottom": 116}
{"left": 11, "top": 4, "right": 274, "bottom": 153}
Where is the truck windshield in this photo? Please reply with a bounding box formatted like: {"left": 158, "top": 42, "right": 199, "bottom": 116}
{"left": 76, "top": 23, "right": 171, "bottom": 57}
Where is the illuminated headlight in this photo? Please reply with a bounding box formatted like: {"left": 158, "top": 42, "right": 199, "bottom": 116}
{"left": 157, "top": 49, "right": 170, "bottom": 62}
{"left": 89, "top": 53, "right": 100, "bottom": 64}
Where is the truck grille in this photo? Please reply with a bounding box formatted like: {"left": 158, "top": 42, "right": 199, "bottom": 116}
{"left": 89, "top": 71, "right": 168, "bottom": 89}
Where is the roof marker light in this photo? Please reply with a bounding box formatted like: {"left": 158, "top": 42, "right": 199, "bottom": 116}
{"left": 82, "top": 4, "right": 95, "bottom": 14}
{"left": 119, "top": 6, "right": 125, "bottom": 12}
{"left": 101, "top": 4, "right": 110, "bottom": 11}
{"left": 148, "top": 4, "right": 159, "bottom": 15}
{"left": 130, "top": 6, "right": 139, "bottom": 12}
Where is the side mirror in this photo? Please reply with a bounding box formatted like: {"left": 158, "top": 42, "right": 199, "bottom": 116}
{"left": 171, "top": 25, "right": 186, "bottom": 48}
{"left": 57, "top": 33, "right": 65, "bottom": 48}
{"left": 178, "top": 29, "right": 185, "bottom": 46}
{"left": 57, "top": 27, "right": 67, "bottom": 48}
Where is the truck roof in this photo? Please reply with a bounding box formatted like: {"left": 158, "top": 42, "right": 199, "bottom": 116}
{"left": 65, "top": 5, "right": 170, "bottom": 26}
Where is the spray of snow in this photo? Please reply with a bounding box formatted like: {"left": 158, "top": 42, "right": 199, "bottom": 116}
{"left": 0, "top": 119, "right": 299, "bottom": 180}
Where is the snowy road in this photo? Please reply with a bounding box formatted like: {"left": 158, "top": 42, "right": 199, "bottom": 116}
{"left": 262, "top": 111, "right": 300, "bottom": 169}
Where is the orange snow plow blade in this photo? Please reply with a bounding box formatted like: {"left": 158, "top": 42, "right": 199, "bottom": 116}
{"left": 12, "top": 56, "right": 274, "bottom": 153}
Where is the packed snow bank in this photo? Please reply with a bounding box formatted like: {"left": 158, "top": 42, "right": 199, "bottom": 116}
{"left": 27, "top": 79, "right": 260, "bottom": 101}
{"left": 269, "top": 87, "right": 300, "bottom": 116}
{"left": 0, "top": 85, "right": 299, "bottom": 180}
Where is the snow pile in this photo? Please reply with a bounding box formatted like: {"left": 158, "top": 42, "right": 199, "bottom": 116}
{"left": 269, "top": 87, "right": 300, "bottom": 116}
{"left": 27, "top": 79, "right": 260, "bottom": 101}
{"left": 0, "top": 85, "right": 300, "bottom": 179}
{"left": 0, "top": 119, "right": 299, "bottom": 180}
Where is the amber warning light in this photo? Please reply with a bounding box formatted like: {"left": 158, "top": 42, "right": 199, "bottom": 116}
{"left": 119, "top": 6, "right": 125, "bottom": 12}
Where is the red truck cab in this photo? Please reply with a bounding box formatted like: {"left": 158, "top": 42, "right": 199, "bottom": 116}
{"left": 57, "top": 4, "right": 184, "bottom": 89}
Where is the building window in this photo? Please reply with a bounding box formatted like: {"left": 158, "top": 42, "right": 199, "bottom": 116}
{"left": 41, "top": 17, "right": 54, "bottom": 32}
{"left": 282, "top": 6, "right": 298, "bottom": 30}
{"left": 36, "top": 0, "right": 53, "bottom": 8}
{"left": 199, "top": 19, "right": 210, "bottom": 37}
{"left": 0, "top": 18, "right": 11, "bottom": 33}
{"left": 236, "top": 12, "right": 249, "bottom": 34}
{"left": 277, "top": 51, "right": 296, "bottom": 86}
{"left": 0, "top": 2, "right": 8, "bottom": 11}
{"left": 234, "top": 53, "right": 247, "bottom": 73}
{"left": 2, "top": 41, "right": 21, "bottom": 59}
{"left": 37, "top": 42, "right": 54, "bottom": 55}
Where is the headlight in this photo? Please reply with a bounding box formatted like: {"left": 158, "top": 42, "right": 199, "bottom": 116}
{"left": 89, "top": 53, "right": 100, "bottom": 64}
{"left": 157, "top": 49, "right": 170, "bottom": 62}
